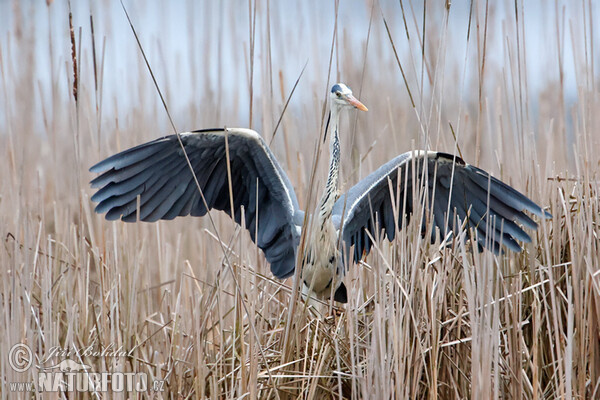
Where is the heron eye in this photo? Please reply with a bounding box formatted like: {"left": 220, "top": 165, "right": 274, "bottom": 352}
{"left": 336, "top": 92, "right": 342, "bottom": 98}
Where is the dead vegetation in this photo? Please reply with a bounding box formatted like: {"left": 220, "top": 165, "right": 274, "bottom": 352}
{"left": 1, "top": 1, "right": 599, "bottom": 398}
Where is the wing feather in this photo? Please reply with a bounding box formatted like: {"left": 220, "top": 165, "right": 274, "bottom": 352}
{"left": 90, "top": 128, "right": 302, "bottom": 279}
{"left": 333, "top": 151, "right": 550, "bottom": 264}
{"left": 89, "top": 140, "right": 169, "bottom": 173}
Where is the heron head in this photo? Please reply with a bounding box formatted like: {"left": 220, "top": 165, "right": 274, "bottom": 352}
{"left": 330, "top": 83, "right": 368, "bottom": 112}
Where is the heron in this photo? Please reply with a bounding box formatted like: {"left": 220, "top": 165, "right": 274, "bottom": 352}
{"left": 89, "top": 83, "right": 550, "bottom": 303}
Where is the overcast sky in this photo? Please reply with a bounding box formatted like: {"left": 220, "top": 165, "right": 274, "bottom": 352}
{"left": 0, "top": 1, "right": 596, "bottom": 133}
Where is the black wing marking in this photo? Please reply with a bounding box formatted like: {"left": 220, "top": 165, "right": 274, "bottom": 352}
{"left": 90, "top": 128, "right": 302, "bottom": 279}
{"left": 332, "top": 151, "right": 550, "bottom": 263}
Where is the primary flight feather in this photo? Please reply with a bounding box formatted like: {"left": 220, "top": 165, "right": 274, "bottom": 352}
{"left": 90, "top": 83, "right": 550, "bottom": 303}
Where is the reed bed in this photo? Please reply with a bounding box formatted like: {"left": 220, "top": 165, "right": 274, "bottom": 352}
{"left": 1, "top": 1, "right": 599, "bottom": 398}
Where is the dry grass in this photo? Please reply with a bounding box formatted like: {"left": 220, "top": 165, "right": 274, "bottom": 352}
{"left": 1, "top": 1, "right": 599, "bottom": 398}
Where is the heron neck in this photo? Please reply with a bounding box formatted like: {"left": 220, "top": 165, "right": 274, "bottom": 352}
{"left": 317, "top": 107, "right": 341, "bottom": 222}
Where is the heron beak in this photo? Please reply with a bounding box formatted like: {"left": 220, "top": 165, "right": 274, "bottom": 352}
{"left": 346, "top": 94, "right": 368, "bottom": 111}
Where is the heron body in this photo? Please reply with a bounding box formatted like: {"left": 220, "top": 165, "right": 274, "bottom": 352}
{"left": 300, "top": 83, "right": 368, "bottom": 302}
{"left": 90, "top": 83, "right": 550, "bottom": 304}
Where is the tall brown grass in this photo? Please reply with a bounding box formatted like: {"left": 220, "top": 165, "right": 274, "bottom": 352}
{"left": 1, "top": 1, "right": 599, "bottom": 398}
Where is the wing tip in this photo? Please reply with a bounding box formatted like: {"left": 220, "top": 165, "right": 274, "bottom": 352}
{"left": 89, "top": 162, "right": 108, "bottom": 174}
{"left": 504, "top": 239, "right": 523, "bottom": 253}
{"left": 525, "top": 205, "right": 552, "bottom": 221}
{"left": 89, "top": 177, "right": 103, "bottom": 189}
{"left": 104, "top": 210, "right": 122, "bottom": 221}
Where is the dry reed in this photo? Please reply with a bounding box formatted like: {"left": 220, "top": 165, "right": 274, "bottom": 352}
{"left": 1, "top": 1, "right": 599, "bottom": 399}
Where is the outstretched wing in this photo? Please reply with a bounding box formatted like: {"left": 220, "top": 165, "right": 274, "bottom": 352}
{"left": 90, "top": 128, "right": 303, "bottom": 279}
{"left": 332, "top": 151, "right": 550, "bottom": 262}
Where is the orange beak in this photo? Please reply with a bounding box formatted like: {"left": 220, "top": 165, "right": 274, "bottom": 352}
{"left": 346, "top": 94, "right": 368, "bottom": 111}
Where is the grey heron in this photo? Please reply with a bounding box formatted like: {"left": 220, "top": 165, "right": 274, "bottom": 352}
{"left": 89, "top": 82, "right": 550, "bottom": 303}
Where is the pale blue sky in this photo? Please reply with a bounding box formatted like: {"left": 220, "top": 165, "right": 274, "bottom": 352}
{"left": 0, "top": 1, "right": 595, "bottom": 134}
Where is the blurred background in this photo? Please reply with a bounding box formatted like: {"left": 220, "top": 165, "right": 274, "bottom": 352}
{"left": 1, "top": 1, "right": 599, "bottom": 398}
{"left": 0, "top": 1, "right": 590, "bottom": 117}
{"left": 2, "top": 0, "right": 598, "bottom": 216}
{"left": 1, "top": 1, "right": 596, "bottom": 164}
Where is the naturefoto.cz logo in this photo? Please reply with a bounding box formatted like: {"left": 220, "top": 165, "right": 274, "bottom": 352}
{"left": 8, "top": 343, "right": 165, "bottom": 393}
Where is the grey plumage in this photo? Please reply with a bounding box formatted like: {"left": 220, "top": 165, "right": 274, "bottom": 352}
{"left": 90, "top": 128, "right": 302, "bottom": 279}
{"left": 332, "top": 151, "right": 550, "bottom": 262}
{"left": 89, "top": 83, "right": 550, "bottom": 303}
